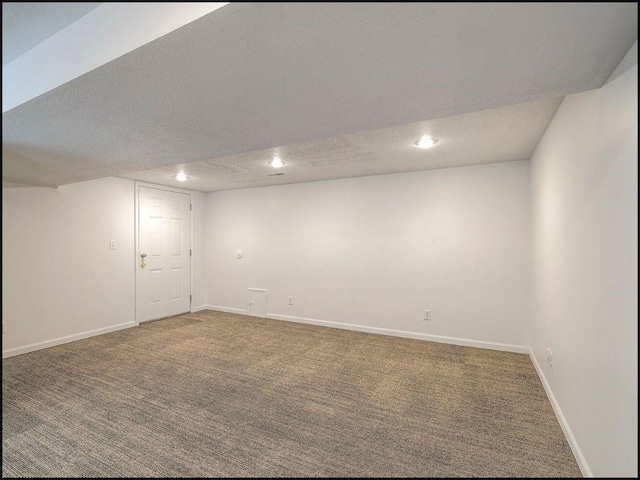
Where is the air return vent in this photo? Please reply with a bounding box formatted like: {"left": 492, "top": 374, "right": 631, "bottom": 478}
{"left": 267, "top": 172, "right": 285, "bottom": 176}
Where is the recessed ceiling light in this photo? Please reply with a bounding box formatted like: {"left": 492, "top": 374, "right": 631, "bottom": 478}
{"left": 268, "top": 155, "right": 286, "bottom": 168}
{"left": 414, "top": 135, "right": 438, "bottom": 149}
{"left": 174, "top": 172, "right": 189, "bottom": 181}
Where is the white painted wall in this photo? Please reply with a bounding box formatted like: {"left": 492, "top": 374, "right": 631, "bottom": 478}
{"left": 530, "top": 54, "right": 638, "bottom": 477}
{"left": 2, "top": 176, "right": 207, "bottom": 356}
{"left": 192, "top": 190, "right": 207, "bottom": 309}
{"left": 2, "top": 177, "right": 136, "bottom": 355}
{"left": 206, "top": 161, "right": 531, "bottom": 347}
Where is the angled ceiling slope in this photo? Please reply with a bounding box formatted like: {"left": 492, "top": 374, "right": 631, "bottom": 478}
{"left": 2, "top": 2, "right": 101, "bottom": 66}
{"left": 2, "top": 3, "right": 229, "bottom": 113}
{"left": 2, "top": 2, "right": 638, "bottom": 188}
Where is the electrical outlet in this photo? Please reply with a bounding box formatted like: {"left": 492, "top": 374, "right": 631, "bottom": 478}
{"left": 547, "top": 348, "right": 554, "bottom": 370}
{"left": 424, "top": 309, "right": 431, "bottom": 321}
{"left": 288, "top": 296, "right": 293, "bottom": 305}
{"left": 109, "top": 240, "right": 116, "bottom": 250}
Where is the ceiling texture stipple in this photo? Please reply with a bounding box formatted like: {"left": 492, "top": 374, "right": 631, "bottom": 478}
{"left": 121, "top": 96, "right": 563, "bottom": 192}
{"left": 1, "top": 3, "right": 638, "bottom": 190}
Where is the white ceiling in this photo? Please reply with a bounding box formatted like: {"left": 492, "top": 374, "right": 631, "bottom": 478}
{"left": 2, "top": 2, "right": 101, "bottom": 66}
{"left": 121, "top": 97, "right": 563, "bottom": 192}
{"left": 2, "top": 3, "right": 637, "bottom": 190}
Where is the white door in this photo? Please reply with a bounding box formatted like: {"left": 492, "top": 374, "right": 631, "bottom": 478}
{"left": 137, "top": 186, "right": 191, "bottom": 323}
{"left": 247, "top": 289, "right": 267, "bottom": 318}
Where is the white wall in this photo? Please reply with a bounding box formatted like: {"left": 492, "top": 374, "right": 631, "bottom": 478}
{"left": 192, "top": 190, "right": 207, "bottom": 309}
{"left": 206, "top": 161, "right": 531, "bottom": 348}
{"left": 2, "top": 177, "right": 136, "bottom": 355}
{"left": 530, "top": 55, "right": 638, "bottom": 476}
{"left": 2, "top": 177, "right": 209, "bottom": 356}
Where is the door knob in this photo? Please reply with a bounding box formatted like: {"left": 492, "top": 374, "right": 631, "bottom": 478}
{"left": 141, "top": 252, "right": 147, "bottom": 268}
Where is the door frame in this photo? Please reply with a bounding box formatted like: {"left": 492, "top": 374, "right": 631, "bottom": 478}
{"left": 134, "top": 181, "right": 195, "bottom": 326}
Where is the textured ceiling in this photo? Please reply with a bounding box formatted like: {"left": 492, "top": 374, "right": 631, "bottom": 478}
{"left": 122, "top": 97, "right": 563, "bottom": 192}
{"left": 2, "top": 2, "right": 101, "bottom": 66}
{"left": 2, "top": 3, "right": 638, "bottom": 188}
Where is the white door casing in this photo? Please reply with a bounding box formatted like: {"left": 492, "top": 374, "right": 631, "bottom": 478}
{"left": 137, "top": 186, "right": 191, "bottom": 323}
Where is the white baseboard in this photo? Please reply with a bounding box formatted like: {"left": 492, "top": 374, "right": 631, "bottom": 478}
{"left": 208, "top": 305, "right": 247, "bottom": 315}
{"left": 2, "top": 321, "right": 137, "bottom": 359}
{"left": 205, "top": 306, "right": 527, "bottom": 353}
{"left": 268, "top": 312, "right": 529, "bottom": 353}
{"left": 529, "top": 347, "right": 592, "bottom": 477}
{"left": 190, "top": 305, "right": 209, "bottom": 313}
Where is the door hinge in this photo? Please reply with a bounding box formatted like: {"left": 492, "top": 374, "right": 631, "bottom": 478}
{"left": 190, "top": 294, "right": 192, "bottom": 303}
{"left": 190, "top": 249, "right": 192, "bottom": 257}
{"left": 190, "top": 204, "right": 192, "bottom": 211}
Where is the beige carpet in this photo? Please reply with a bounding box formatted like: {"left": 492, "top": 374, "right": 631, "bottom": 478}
{"left": 2, "top": 310, "right": 581, "bottom": 477}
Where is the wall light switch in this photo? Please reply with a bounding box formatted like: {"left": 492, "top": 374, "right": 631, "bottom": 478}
{"left": 109, "top": 240, "right": 116, "bottom": 250}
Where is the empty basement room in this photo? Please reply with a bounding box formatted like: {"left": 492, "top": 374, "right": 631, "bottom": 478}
{"left": 2, "top": 3, "right": 637, "bottom": 478}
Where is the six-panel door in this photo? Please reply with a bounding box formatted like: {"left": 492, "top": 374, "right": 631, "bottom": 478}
{"left": 137, "top": 187, "right": 191, "bottom": 322}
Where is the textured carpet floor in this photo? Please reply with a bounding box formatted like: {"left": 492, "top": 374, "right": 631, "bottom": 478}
{"left": 2, "top": 311, "right": 581, "bottom": 477}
